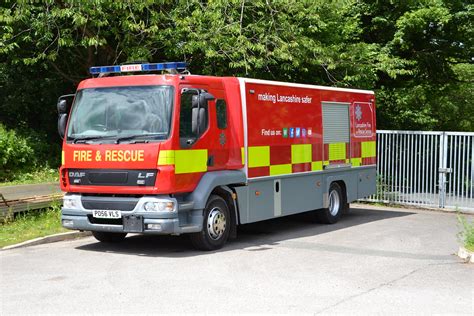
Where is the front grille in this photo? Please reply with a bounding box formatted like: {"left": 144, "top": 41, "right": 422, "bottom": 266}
{"left": 81, "top": 197, "right": 138, "bottom": 211}
{"left": 88, "top": 215, "right": 123, "bottom": 226}
{"left": 88, "top": 171, "right": 128, "bottom": 184}
{"left": 68, "top": 169, "right": 156, "bottom": 186}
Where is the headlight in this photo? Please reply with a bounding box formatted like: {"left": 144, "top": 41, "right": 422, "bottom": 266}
{"left": 63, "top": 197, "right": 79, "bottom": 209}
{"left": 143, "top": 201, "right": 175, "bottom": 212}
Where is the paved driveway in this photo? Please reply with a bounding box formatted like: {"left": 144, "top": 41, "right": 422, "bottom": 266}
{"left": 1, "top": 205, "right": 472, "bottom": 314}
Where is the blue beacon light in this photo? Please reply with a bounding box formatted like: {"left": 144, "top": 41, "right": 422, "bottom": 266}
{"left": 89, "top": 62, "right": 187, "bottom": 75}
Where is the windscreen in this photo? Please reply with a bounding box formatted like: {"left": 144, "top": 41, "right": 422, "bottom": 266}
{"left": 67, "top": 85, "right": 173, "bottom": 142}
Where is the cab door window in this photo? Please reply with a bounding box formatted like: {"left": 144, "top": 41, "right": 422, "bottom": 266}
{"left": 179, "top": 89, "right": 212, "bottom": 148}
{"left": 216, "top": 99, "right": 227, "bottom": 129}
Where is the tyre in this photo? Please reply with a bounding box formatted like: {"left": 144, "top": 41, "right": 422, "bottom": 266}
{"left": 92, "top": 231, "right": 127, "bottom": 243}
{"left": 190, "top": 195, "right": 231, "bottom": 251}
{"left": 342, "top": 202, "right": 350, "bottom": 214}
{"left": 315, "top": 182, "right": 345, "bottom": 224}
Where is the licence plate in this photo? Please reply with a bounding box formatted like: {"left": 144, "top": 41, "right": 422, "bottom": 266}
{"left": 92, "top": 210, "right": 121, "bottom": 219}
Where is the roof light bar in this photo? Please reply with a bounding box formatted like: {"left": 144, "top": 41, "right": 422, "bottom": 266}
{"left": 89, "top": 62, "right": 187, "bottom": 75}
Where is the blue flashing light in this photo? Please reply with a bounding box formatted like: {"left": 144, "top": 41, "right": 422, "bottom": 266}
{"left": 89, "top": 62, "right": 187, "bottom": 75}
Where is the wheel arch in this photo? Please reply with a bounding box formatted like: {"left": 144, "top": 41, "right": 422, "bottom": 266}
{"left": 324, "top": 177, "right": 348, "bottom": 208}
{"left": 334, "top": 180, "right": 347, "bottom": 202}
{"left": 186, "top": 171, "right": 245, "bottom": 239}
{"left": 186, "top": 170, "right": 246, "bottom": 210}
{"left": 211, "top": 186, "right": 239, "bottom": 239}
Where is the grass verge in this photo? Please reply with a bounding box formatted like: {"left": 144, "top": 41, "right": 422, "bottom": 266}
{"left": 0, "top": 167, "right": 58, "bottom": 186}
{"left": 457, "top": 214, "right": 474, "bottom": 252}
{"left": 0, "top": 203, "right": 67, "bottom": 248}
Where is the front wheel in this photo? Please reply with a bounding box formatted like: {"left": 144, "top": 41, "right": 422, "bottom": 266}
{"left": 315, "top": 182, "right": 345, "bottom": 224}
{"left": 92, "top": 231, "right": 127, "bottom": 243}
{"left": 190, "top": 195, "right": 231, "bottom": 251}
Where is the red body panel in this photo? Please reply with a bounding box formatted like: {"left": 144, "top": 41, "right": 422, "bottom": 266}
{"left": 244, "top": 81, "right": 376, "bottom": 178}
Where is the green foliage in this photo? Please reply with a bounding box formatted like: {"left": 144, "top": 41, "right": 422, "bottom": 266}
{"left": 1, "top": 0, "right": 400, "bottom": 86}
{"left": 358, "top": 0, "right": 473, "bottom": 130}
{"left": 0, "top": 167, "right": 58, "bottom": 186}
{"left": 0, "top": 0, "right": 472, "bottom": 171}
{"left": 0, "top": 124, "right": 58, "bottom": 182}
{"left": 457, "top": 214, "right": 474, "bottom": 252}
{"left": 375, "top": 174, "right": 399, "bottom": 202}
{"left": 0, "top": 124, "right": 34, "bottom": 180}
{"left": 0, "top": 202, "right": 67, "bottom": 248}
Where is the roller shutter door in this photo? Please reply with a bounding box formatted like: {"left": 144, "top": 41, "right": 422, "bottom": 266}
{"left": 322, "top": 102, "right": 350, "bottom": 144}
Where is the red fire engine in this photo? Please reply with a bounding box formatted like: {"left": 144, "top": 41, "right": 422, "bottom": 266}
{"left": 58, "top": 62, "right": 376, "bottom": 250}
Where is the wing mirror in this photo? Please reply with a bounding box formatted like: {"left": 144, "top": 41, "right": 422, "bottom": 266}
{"left": 57, "top": 94, "right": 75, "bottom": 139}
{"left": 58, "top": 114, "right": 68, "bottom": 140}
{"left": 57, "top": 94, "right": 75, "bottom": 114}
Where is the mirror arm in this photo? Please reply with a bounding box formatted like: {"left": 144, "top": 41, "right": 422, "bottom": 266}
{"left": 196, "top": 92, "right": 201, "bottom": 136}
{"left": 60, "top": 94, "right": 75, "bottom": 99}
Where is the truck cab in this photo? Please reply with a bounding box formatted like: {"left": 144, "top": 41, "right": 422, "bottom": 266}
{"left": 59, "top": 62, "right": 245, "bottom": 250}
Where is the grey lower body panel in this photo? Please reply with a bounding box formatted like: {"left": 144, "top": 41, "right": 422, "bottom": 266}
{"left": 62, "top": 214, "right": 185, "bottom": 234}
{"left": 235, "top": 166, "right": 376, "bottom": 224}
{"left": 61, "top": 194, "right": 203, "bottom": 235}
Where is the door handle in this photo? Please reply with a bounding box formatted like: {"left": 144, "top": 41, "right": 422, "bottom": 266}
{"left": 207, "top": 155, "right": 214, "bottom": 167}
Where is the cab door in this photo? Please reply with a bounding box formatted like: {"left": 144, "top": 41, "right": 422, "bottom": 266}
{"left": 178, "top": 87, "right": 229, "bottom": 173}
{"left": 210, "top": 93, "right": 230, "bottom": 170}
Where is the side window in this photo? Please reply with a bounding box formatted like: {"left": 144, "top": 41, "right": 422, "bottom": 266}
{"left": 216, "top": 99, "right": 227, "bottom": 129}
{"left": 179, "top": 92, "right": 194, "bottom": 139}
{"left": 179, "top": 90, "right": 209, "bottom": 147}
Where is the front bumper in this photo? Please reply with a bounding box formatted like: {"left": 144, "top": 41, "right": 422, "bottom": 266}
{"left": 61, "top": 194, "right": 202, "bottom": 235}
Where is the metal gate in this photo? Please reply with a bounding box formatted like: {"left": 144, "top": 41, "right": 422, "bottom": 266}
{"left": 364, "top": 130, "right": 474, "bottom": 211}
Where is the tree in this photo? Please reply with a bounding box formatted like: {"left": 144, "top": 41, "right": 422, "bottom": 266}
{"left": 356, "top": 0, "right": 473, "bottom": 130}
{"left": 0, "top": 0, "right": 472, "bottom": 170}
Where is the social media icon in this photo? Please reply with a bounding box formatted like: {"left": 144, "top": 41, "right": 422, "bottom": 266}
{"left": 296, "top": 127, "right": 301, "bottom": 138}
{"left": 302, "top": 128, "right": 307, "bottom": 137}
{"left": 283, "top": 128, "right": 288, "bottom": 138}
{"left": 289, "top": 128, "right": 295, "bottom": 138}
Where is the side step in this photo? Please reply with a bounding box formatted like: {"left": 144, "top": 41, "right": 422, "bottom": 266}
{"left": 178, "top": 201, "right": 194, "bottom": 211}
{"left": 179, "top": 225, "right": 200, "bottom": 232}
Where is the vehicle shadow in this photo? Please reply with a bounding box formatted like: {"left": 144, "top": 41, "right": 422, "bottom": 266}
{"left": 75, "top": 207, "right": 415, "bottom": 258}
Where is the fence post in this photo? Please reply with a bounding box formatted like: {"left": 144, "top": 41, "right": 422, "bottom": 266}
{"left": 470, "top": 136, "right": 474, "bottom": 203}
{"left": 438, "top": 132, "right": 448, "bottom": 208}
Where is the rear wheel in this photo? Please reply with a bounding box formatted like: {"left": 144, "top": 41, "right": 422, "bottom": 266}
{"left": 315, "top": 182, "right": 345, "bottom": 224}
{"left": 92, "top": 231, "right": 127, "bottom": 243}
{"left": 190, "top": 195, "right": 231, "bottom": 251}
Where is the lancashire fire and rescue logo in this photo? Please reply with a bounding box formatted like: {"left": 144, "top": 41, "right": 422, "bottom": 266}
{"left": 355, "top": 104, "right": 363, "bottom": 121}
{"left": 354, "top": 103, "right": 373, "bottom": 138}
{"left": 219, "top": 132, "right": 226, "bottom": 146}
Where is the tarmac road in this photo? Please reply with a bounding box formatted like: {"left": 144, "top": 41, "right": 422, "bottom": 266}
{"left": 1, "top": 204, "right": 472, "bottom": 314}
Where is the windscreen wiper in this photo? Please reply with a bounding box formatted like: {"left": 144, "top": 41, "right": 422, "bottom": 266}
{"left": 115, "top": 133, "right": 166, "bottom": 144}
{"left": 71, "top": 135, "right": 115, "bottom": 144}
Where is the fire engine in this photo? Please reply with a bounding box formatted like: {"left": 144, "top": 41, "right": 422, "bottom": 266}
{"left": 58, "top": 62, "right": 376, "bottom": 250}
